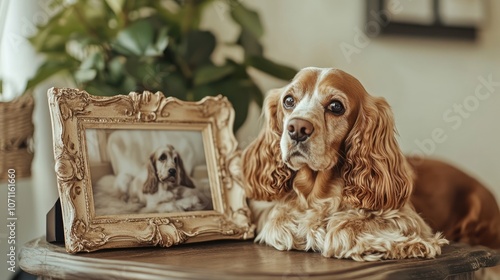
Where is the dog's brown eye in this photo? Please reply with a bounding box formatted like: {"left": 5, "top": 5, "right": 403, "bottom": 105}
{"left": 283, "top": 95, "right": 295, "bottom": 109}
{"left": 327, "top": 100, "right": 345, "bottom": 115}
{"left": 159, "top": 154, "right": 167, "bottom": 161}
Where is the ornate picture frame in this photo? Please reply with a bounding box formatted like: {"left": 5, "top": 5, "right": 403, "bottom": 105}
{"left": 47, "top": 88, "right": 254, "bottom": 253}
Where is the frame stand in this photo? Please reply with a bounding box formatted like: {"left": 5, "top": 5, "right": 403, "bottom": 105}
{"left": 46, "top": 198, "right": 64, "bottom": 244}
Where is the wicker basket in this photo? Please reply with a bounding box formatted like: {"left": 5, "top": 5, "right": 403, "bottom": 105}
{"left": 0, "top": 94, "right": 35, "bottom": 179}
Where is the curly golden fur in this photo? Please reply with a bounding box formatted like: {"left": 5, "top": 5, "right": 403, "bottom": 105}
{"left": 243, "top": 68, "right": 448, "bottom": 261}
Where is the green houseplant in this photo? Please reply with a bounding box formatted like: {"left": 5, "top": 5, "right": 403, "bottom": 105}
{"left": 27, "top": 0, "right": 297, "bottom": 131}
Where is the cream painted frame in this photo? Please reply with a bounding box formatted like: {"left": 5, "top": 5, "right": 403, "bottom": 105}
{"left": 47, "top": 88, "right": 254, "bottom": 253}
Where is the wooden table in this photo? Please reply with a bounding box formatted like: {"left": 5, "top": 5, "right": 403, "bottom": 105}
{"left": 19, "top": 237, "right": 500, "bottom": 280}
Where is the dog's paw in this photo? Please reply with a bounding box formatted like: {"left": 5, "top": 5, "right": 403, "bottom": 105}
{"left": 399, "top": 234, "right": 449, "bottom": 259}
{"left": 322, "top": 230, "right": 449, "bottom": 261}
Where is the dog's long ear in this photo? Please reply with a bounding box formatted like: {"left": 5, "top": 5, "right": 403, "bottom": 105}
{"left": 342, "top": 95, "right": 413, "bottom": 211}
{"left": 242, "top": 88, "right": 294, "bottom": 201}
{"left": 143, "top": 154, "right": 159, "bottom": 194}
{"left": 177, "top": 154, "right": 196, "bottom": 188}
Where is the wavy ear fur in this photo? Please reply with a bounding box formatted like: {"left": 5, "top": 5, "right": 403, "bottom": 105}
{"left": 177, "top": 155, "right": 196, "bottom": 188}
{"left": 242, "top": 88, "right": 294, "bottom": 201}
{"left": 342, "top": 95, "right": 413, "bottom": 211}
{"left": 143, "top": 154, "right": 159, "bottom": 194}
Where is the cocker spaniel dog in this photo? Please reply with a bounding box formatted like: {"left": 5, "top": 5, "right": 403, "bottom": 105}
{"left": 115, "top": 144, "right": 203, "bottom": 213}
{"left": 242, "top": 67, "right": 448, "bottom": 261}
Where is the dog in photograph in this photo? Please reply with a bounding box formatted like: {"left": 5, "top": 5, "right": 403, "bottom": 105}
{"left": 116, "top": 144, "right": 205, "bottom": 213}
{"left": 242, "top": 67, "right": 448, "bottom": 261}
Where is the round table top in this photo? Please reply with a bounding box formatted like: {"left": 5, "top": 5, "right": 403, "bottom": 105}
{"left": 19, "top": 237, "right": 500, "bottom": 280}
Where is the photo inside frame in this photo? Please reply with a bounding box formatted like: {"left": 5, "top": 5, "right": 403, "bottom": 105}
{"left": 85, "top": 128, "right": 213, "bottom": 216}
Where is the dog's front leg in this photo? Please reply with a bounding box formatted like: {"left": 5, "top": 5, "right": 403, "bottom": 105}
{"left": 254, "top": 202, "right": 304, "bottom": 251}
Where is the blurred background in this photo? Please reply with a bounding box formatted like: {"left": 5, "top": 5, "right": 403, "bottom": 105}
{"left": 0, "top": 0, "right": 499, "bottom": 278}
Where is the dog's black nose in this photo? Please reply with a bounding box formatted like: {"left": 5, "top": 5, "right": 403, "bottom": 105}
{"left": 288, "top": 118, "right": 314, "bottom": 142}
{"left": 168, "top": 168, "right": 177, "bottom": 176}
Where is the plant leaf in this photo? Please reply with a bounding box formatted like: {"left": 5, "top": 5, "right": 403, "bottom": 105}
{"left": 230, "top": 3, "right": 263, "bottom": 39}
{"left": 125, "top": 57, "right": 174, "bottom": 91}
{"left": 193, "top": 78, "right": 255, "bottom": 131}
{"left": 105, "top": 0, "right": 125, "bottom": 15}
{"left": 154, "top": 2, "right": 181, "bottom": 37}
{"left": 155, "top": 27, "right": 170, "bottom": 52}
{"left": 246, "top": 56, "right": 297, "bottom": 80}
{"left": 107, "top": 56, "right": 126, "bottom": 84}
{"left": 145, "top": 27, "right": 169, "bottom": 56}
{"left": 237, "top": 29, "right": 263, "bottom": 56}
{"left": 224, "top": 61, "right": 264, "bottom": 106}
{"left": 162, "top": 73, "right": 187, "bottom": 100}
{"left": 113, "top": 20, "right": 154, "bottom": 56}
{"left": 121, "top": 75, "right": 137, "bottom": 93}
{"left": 28, "top": 6, "right": 80, "bottom": 52}
{"left": 75, "top": 69, "right": 97, "bottom": 84}
{"left": 26, "top": 58, "right": 77, "bottom": 90}
{"left": 193, "top": 64, "right": 235, "bottom": 86}
{"left": 131, "top": 63, "right": 160, "bottom": 89}
{"left": 84, "top": 80, "right": 124, "bottom": 96}
{"left": 80, "top": 52, "right": 105, "bottom": 71}
{"left": 247, "top": 80, "right": 264, "bottom": 107}
{"left": 179, "top": 30, "right": 216, "bottom": 67}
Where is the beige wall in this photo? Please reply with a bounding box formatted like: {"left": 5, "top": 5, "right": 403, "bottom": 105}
{"left": 204, "top": 0, "right": 500, "bottom": 200}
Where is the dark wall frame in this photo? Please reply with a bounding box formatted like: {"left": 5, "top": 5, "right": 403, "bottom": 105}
{"left": 366, "top": 0, "right": 478, "bottom": 40}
